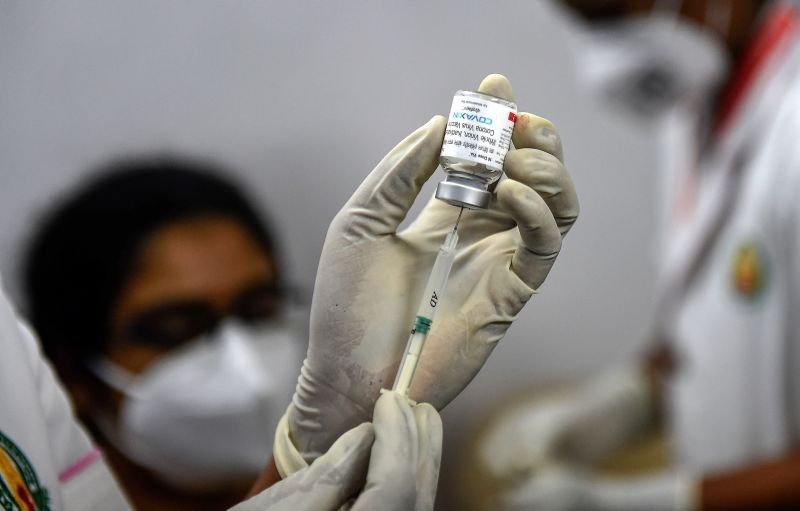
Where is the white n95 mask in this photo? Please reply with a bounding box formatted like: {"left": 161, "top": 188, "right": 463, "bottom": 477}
{"left": 91, "top": 320, "right": 303, "bottom": 491}
{"left": 574, "top": 10, "right": 729, "bottom": 117}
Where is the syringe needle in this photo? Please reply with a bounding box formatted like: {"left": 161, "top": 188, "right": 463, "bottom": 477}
{"left": 453, "top": 206, "right": 465, "bottom": 232}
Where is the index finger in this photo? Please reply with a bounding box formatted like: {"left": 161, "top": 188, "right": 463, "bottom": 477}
{"left": 333, "top": 116, "right": 446, "bottom": 240}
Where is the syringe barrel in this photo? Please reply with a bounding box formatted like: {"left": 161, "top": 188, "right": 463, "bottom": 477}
{"left": 415, "top": 235, "right": 457, "bottom": 321}
{"left": 392, "top": 230, "right": 458, "bottom": 396}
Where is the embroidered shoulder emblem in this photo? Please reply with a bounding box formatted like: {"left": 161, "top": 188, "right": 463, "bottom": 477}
{"left": 0, "top": 431, "right": 50, "bottom": 511}
{"left": 731, "top": 241, "right": 768, "bottom": 300}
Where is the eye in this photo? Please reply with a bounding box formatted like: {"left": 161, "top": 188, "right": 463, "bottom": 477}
{"left": 123, "top": 302, "right": 217, "bottom": 348}
{"left": 232, "top": 282, "right": 286, "bottom": 323}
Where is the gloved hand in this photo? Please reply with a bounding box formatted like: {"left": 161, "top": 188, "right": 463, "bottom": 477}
{"left": 233, "top": 391, "right": 442, "bottom": 511}
{"left": 282, "top": 73, "right": 579, "bottom": 466}
{"left": 479, "top": 365, "right": 654, "bottom": 482}
{"left": 500, "top": 465, "right": 698, "bottom": 511}
{"left": 350, "top": 391, "right": 442, "bottom": 511}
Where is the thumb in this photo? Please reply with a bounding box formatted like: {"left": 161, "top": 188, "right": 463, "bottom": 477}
{"left": 333, "top": 115, "right": 446, "bottom": 241}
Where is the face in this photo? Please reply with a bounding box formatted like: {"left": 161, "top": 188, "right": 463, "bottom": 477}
{"left": 105, "top": 215, "right": 279, "bottom": 376}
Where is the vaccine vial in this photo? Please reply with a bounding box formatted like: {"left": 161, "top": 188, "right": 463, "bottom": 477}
{"left": 436, "top": 90, "right": 517, "bottom": 209}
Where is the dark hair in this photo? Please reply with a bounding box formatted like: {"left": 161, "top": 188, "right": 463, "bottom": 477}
{"left": 23, "top": 155, "right": 278, "bottom": 366}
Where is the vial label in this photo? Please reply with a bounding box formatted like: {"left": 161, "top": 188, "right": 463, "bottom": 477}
{"left": 441, "top": 92, "right": 517, "bottom": 172}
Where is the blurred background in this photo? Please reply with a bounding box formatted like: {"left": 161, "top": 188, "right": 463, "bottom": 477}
{"left": 0, "top": 1, "right": 660, "bottom": 507}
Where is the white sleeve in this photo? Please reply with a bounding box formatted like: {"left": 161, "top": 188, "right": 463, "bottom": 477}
{"left": 0, "top": 280, "right": 131, "bottom": 510}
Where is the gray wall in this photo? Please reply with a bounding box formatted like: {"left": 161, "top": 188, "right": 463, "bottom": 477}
{"left": 0, "top": 0, "right": 660, "bottom": 506}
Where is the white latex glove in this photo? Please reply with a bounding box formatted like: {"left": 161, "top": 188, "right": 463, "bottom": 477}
{"left": 285, "top": 73, "right": 579, "bottom": 464}
{"left": 480, "top": 366, "right": 654, "bottom": 482}
{"left": 233, "top": 391, "right": 442, "bottom": 511}
{"left": 500, "top": 465, "right": 698, "bottom": 511}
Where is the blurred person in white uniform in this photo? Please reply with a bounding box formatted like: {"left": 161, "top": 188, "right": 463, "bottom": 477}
{"left": 481, "top": 1, "right": 800, "bottom": 510}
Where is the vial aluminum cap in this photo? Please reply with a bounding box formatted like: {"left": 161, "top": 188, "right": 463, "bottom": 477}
{"left": 435, "top": 179, "right": 491, "bottom": 209}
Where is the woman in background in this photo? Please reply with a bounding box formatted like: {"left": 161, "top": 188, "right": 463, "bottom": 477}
{"left": 23, "top": 156, "right": 303, "bottom": 510}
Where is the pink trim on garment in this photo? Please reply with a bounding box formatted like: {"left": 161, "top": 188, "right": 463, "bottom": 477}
{"left": 58, "top": 448, "right": 102, "bottom": 483}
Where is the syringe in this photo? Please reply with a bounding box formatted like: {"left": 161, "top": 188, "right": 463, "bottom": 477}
{"left": 392, "top": 208, "right": 464, "bottom": 397}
